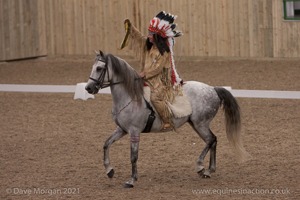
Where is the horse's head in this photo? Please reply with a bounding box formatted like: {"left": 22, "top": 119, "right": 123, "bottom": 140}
{"left": 86, "top": 51, "right": 144, "bottom": 102}
{"left": 86, "top": 50, "right": 112, "bottom": 94}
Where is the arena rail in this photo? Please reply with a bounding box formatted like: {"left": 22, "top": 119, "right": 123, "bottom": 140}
{"left": 0, "top": 84, "right": 299, "bottom": 100}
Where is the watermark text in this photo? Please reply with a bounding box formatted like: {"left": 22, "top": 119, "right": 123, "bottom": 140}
{"left": 6, "top": 187, "right": 80, "bottom": 196}
{"left": 192, "top": 187, "right": 291, "bottom": 196}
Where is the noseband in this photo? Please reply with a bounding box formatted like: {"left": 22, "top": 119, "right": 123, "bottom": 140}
{"left": 89, "top": 56, "right": 122, "bottom": 89}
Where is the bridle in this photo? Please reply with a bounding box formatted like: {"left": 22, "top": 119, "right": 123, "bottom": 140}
{"left": 89, "top": 56, "right": 123, "bottom": 89}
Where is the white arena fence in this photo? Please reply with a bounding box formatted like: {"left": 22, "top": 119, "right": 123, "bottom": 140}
{"left": 0, "top": 83, "right": 299, "bottom": 100}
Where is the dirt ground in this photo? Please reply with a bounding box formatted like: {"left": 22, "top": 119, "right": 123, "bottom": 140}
{"left": 0, "top": 56, "right": 299, "bottom": 200}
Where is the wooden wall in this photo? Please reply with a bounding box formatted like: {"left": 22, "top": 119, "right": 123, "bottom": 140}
{"left": 1, "top": 0, "right": 300, "bottom": 60}
{"left": 273, "top": 0, "right": 300, "bottom": 57}
{"left": 42, "top": 0, "right": 275, "bottom": 57}
{"left": 0, "top": 0, "right": 47, "bottom": 61}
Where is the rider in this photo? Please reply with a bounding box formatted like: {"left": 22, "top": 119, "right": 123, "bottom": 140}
{"left": 120, "top": 11, "right": 183, "bottom": 130}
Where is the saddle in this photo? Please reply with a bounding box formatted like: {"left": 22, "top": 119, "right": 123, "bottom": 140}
{"left": 143, "top": 86, "right": 192, "bottom": 118}
{"left": 142, "top": 86, "right": 192, "bottom": 133}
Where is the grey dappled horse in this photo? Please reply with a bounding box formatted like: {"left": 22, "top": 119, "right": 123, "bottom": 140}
{"left": 85, "top": 51, "right": 248, "bottom": 188}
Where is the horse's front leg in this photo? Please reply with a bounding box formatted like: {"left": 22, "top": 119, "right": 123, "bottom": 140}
{"left": 124, "top": 132, "right": 140, "bottom": 188}
{"left": 103, "top": 126, "right": 127, "bottom": 178}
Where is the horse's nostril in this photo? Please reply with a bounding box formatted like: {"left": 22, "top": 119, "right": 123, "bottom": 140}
{"left": 85, "top": 86, "right": 91, "bottom": 92}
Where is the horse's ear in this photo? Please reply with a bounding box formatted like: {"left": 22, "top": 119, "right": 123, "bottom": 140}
{"left": 99, "top": 50, "right": 104, "bottom": 57}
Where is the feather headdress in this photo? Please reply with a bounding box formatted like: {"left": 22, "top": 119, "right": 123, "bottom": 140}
{"left": 148, "top": 11, "right": 183, "bottom": 86}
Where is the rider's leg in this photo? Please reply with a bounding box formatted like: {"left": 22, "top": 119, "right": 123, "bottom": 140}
{"left": 150, "top": 88, "right": 173, "bottom": 129}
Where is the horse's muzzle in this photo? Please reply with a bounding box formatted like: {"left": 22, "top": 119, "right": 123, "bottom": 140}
{"left": 85, "top": 84, "right": 98, "bottom": 94}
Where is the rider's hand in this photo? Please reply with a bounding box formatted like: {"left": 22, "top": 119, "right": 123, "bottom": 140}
{"left": 139, "top": 71, "right": 145, "bottom": 78}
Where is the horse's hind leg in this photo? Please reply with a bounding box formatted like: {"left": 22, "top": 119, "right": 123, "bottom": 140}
{"left": 208, "top": 131, "right": 217, "bottom": 173}
{"left": 191, "top": 123, "right": 217, "bottom": 178}
{"left": 103, "top": 126, "right": 127, "bottom": 178}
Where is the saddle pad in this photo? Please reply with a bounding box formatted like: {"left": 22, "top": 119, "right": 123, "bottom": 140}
{"left": 143, "top": 86, "right": 192, "bottom": 118}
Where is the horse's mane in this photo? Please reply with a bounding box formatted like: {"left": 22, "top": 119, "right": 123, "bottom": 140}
{"left": 106, "top": 54, "right": 144, "bottom": 102}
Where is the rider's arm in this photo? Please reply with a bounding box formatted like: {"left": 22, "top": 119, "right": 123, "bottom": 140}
{"left": 120, "top": 19, "right": 147, "bottom": 69}
{"left": 144, "top": 52, "right": 169, "bottom": 79}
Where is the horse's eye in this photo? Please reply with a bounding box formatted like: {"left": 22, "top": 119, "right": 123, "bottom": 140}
{"left": 96, "top": 66, "right": 102, "bottom": 72}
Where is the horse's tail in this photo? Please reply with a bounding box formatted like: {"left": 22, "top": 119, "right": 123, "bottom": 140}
{"left": 214, "top": 87, "right": 250, "bottom": 162}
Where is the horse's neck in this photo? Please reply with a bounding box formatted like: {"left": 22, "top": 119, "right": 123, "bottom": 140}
{"left": 110, "top": 84, "right": 132, "bottom": 109}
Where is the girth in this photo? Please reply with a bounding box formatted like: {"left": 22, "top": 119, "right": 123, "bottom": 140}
{"left": 142, "top": 98, "right": 156, "bottom": 133}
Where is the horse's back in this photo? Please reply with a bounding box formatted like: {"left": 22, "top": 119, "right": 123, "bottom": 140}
{"left": 183, "top": 81, "right": 218, "bottom": 101}
{"left": 183, "top": 81, "right": 220, "bottom": 121}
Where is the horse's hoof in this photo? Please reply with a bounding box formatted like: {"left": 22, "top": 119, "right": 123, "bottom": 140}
{"left": 197, "top": 167, "right": 205, "bottom": 177}
{"left": 202, "top": 174, "right": 211, "bottom": 178}
{"left": 202, "top": 170, "right": 211, "bottom": 178}
{"left": 107, "top": 169, "right": 115, "bottom": 178}
{"left": 124, "top": 183, "right": 134, "bottom": 188}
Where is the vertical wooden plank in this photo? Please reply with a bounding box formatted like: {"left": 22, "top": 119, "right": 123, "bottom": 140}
{"left": 83, "top": 0, "right": 90, "bottom": 54}
{"left": 251, "top": 0, "right": 260, "bottom": 57}
{"left": 195, "top": 0, "right": 205, "bottom": 56}
{"left": 109, "top": 0, "right": 118, "bottom": 53}
{"left": 244, "top": 0, "right": 250, "bottom": 57}
{"left": 272, "top": 0, "right": 279, "bottom": 57}
{"left": 16, "top": 0, "right": 22, "bottom": 58}
{"left": 248, "top": 0, "right": 254, "bottom": 57}
{"left": 45, "top": 0, "right": 53, "bottom": 55}
{"left": 211, "top": 0, "right": 217, "bottom": 56}
{"left": 27, "top": 0, "right": 37, "bottom": 57}
{"left": 200, "top": 0, "right": 207, "bottom": 56}
{"left": 62, "top": 0, "right": 74, "bottom": 55}
{"left": 227, "top": 0, "right": 234, "bottom": 56}
{"left": 205, "top": 0, "right": 214, "bottom": 56}
{"left": 113, "top": 0, "right": 124, "bottom": 53}
{"left": 215, "top": 0, "right": 221, "bottom": 56}
{"left": 3, "top": 0, "right": 9, "bottom": 59}
{"left": 239, "top": 0, "right": 249, "bottom": 57}
{"left": 203, "top": 0, "right": 209, "bottom": 56}
{"left": 265, "top": 0, "right": 273, "bottom": 57}
{"left": 81, "top": 0, "right": 87, "bottom": 54}
{"left": 298, "top": 23, "right": 300, "bottom": 57}
{"left": 258, "top": 0, "right": 265, "bottom": 57}
{"left": 0, "top": 0, "right": 5, "bottom": 60}
{"left": 277, "top": 0, "right": 284, "bottom": 57}
{"left": 278, "top": 0, "right": 286, "bottom": 57}
{"left": 48, "top": 0, "right": 55, "bottom": 55}
{"left": 6, "top": 0, "right": 16, "bottom": 59}
{"left": 291, "top": 23, "right": 297, "bottom": 57}
{"left": 53, "top": 0, "right": 64, "bottom": 54}
{"left": 222, "top": 0, "right": 230, "bottom": 56}
{"left": 187, "top": 0, "right": 194, "bottom": 56}
{"left": 73, "top": 0, "right": 83, "bottom": 54}
{"left": 36, "top": 0, "right": 47, "bottom": 56}
{"left": 287, "top": 23, "right": 293, "bottom": 57}
{"left": 101, "top": 0, "right": 109, "bottom": 52}
{"left": 232, "top": 0, "right": 240, "bottom": 56}
{"left": 215, "top": 0, "right": 227, "bottom": 56}
{"left": 297, "top": 20, "right": 300, "bottom": 57}
{"left": 176, "top": 0, "right": 188, "bottom": 56}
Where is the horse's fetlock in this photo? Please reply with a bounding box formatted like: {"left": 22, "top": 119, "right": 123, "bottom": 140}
{"left": 103, "top": 143, "right": 109, "bottom": 150}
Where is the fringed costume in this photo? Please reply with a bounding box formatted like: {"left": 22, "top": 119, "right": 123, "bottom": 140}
{"left": 120, "top": 11, "right": 183, "bottom": 130}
